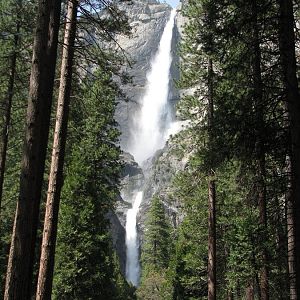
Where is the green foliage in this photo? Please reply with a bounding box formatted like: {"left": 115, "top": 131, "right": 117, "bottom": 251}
{"left": 168, "top": 159, "right": 275, "bottom": 299}
{"left": 0, "top": 0, "right": 35, "bottom": 294}
{"left": 137, "top": 197, "right": 173, "bottom": 299}
{"left": 141, "top": 197, "right": 171, "bottom": 270}
{"left": 52, "top": 70, "right": 125, "bottom": 299}
{"left": 136, "top": 269, "right": 173, "bottom": 300}
{"left": 216, "top": 162, "right": 259, "bottom": 295}
{"left": 112, "top": 253, "right": 137, "bottom": 300}
{"left": 168, "top": 0, "right": 291, "bottom": 298}
{"left": 169, "top": 171, "right": 208, "bottom": 299}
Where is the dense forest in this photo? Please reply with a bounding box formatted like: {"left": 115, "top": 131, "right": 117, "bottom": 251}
{"left": 0, "top": 0, "right": 299, "bottom": 299}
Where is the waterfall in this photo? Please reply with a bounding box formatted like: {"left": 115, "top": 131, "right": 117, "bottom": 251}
{"left": 125, "top": 9, "right": 176, "bottom": 287}
{"left": 129, "top": 9, "right": 176, "bottom": 166}
{"left": 125, "top": 191, "right": 143, "bottom": 286}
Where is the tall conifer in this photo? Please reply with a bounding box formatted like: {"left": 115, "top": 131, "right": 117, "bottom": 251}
{"left": 4, "top": 0, "right": 61, "bottom": 298}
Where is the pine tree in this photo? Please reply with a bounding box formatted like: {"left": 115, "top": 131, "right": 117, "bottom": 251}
{"left": 4, "top": 0, "right": 62, "bottom": 298}
{"left": 170, "top": 171, "right": 209, "bottom": 299}
{"left": 137, "top": 196, "right": 172, "bottom": 300}
{"left": 36, "top": 1, "right": 78, "bottom": 298}
{"left": 52, "top": 70, "right": 122, "bottom": 299}
{"left": 141, "top": 197, "right": 171, "bottom": 271}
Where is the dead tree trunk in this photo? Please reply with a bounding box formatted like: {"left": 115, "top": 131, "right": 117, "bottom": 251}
{"left": 36, "top": 1, "right": 78, "bottom": 299}
{"left": 207, "top": 58, "right": 216, "bottom": 300}
{"left": 4, "top": 0, "right": 61, "bottom": 298}
{"left": 286, "top": 155, "right": 297, "bottom": 300}
{"left": 208, "top": 178, "right": 216, "bottom": 300}
{"left": 278, "top": 0, "right": 300, "bottom": 299}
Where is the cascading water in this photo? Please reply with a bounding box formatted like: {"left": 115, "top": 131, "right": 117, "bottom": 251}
{"left": 129, "top": 9, "right": 177, "bottom": 165}
{"left": 125, "top": 191, "right": 143, "bottom": 286}
{"left": 125, "top": 9, "right": 176, "bottom": 287}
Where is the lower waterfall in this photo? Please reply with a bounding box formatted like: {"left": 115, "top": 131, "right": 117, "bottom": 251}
{"left": 125, "top": 9, "right": 176, "bottom": 286}
{"left": 125, "top": 191, "right": 143, "bottom": 286}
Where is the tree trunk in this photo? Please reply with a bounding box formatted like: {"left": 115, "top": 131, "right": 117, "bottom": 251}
{"left": 286, "top": 155, "right": 297, "bottom": 300}
{"left": 257, "top": 156, "right": 269, "bottom": 300}
{"left": 246, "top": 281, "right": 254, "bottom": 300}
{"left": 278, "top": 0, "right": 300, "bottom": 298}
{"left": 0, "top": 16, "right": 20, "bottom": 213}
{"left": 208, "top": 178, "right": 216, "bottom": 300}
{"left": 207, "top": 58, "right": 216, "bottom": 300}
{"left": 236, "top": 280, "right": 241, "bottom": 298}
{"left": 251, "top": 1, "right": 269, "bottom": 299}
{"left": 4, "top": 0, "right": 61, "bottom": 299}
{"left": 36, "top": 1, "right": 78, "bottom": 298}
{"left": 227, "top": 291, "right": 233, "bottom": 300}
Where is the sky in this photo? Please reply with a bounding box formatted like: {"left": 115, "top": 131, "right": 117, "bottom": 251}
{"left": 163, "top": 0, "right": 180, "bottom": 8}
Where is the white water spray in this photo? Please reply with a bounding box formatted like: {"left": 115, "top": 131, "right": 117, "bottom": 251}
{"left": 125, "top": 191, "right": 143, "bottom": 286}
{"left": 129, "top": 9, "right": 176, "bottom": 165}
{"left": 125, "top": 9, "right": 176, "bottom": 287}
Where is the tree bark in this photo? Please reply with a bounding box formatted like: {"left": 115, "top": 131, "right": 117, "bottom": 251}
{"left": 36, "top": 1, "right": 78, "bottom": 298}
{"left": 251, "top": 1, "right": 269, "bottom": 299}
{"left": 207, "top": 58, "right": 216, "bottom": 300}
{"left": 286, "top": 155, "right": 297, "bottom": 300}
{"left": 246, "top": 281, "right": 254, "bottom": 300}
{"left": 0, "top": 14, "right": 20, "bottom": 213}
{"left": 236, "top": 280, "right": 241, "bottom": 298}
{"left": 227, "top": 291, "right": 233, "bottom": 300}
{"left": 278, "top": 0, "right": 300, "bottom": 299}
{"left": 4, "top": 0, "right": 61, "bottom": 299}
{"left": 208, "top": 178, "right": 216, "bottom": 300}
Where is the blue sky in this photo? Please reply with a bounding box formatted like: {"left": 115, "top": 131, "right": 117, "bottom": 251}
{"left": 163, "top": 0, "right": 180, "bottom": 8}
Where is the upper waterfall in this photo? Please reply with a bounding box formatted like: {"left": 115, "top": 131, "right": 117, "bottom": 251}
{"left": 128, "top": 9, "right": 176, "bottom": 165}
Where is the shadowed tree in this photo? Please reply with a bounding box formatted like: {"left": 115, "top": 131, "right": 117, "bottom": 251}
{"left": 278, "top": 0, "right": 300, "bottom": 298}
{"left": 36, "top": 0, "right": 78, "bottom": 299}
{"left": 4, "top": 0, "right": 62, "bottom": 298}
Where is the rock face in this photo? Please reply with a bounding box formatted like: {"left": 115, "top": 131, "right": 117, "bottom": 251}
{"left": 137, "top": 137, "right": 189, "bottom": 246}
